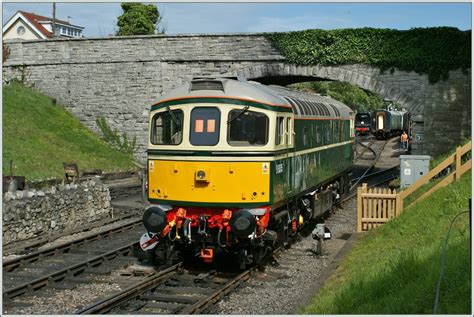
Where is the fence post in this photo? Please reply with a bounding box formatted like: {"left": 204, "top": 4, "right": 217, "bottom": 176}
{"left": 455, "top": 146, "right": 462, "bottom": 181}
{"left": 357, "top": 185, "right": 362, "bottom": 232}
{"left": 395, "top": 190, "right": 403, "bottom": 216}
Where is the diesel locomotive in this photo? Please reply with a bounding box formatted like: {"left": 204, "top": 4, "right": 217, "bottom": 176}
{"left": 140, "top": 77, "right": 355, "bottom": 268}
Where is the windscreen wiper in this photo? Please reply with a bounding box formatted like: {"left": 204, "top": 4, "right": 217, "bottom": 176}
{"left": 227, "top": 105, "right": 249, "bottom": 124}
{"left": 166, "top": 106, "right": 181, "bottom": 130}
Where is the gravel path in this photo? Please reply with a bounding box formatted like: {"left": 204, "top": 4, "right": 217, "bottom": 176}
{"left": 215, "top": 198, "right": 358, "bottom": 314}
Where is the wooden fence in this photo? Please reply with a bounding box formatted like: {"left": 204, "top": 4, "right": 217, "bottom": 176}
{"left": 357, "top": 141, "right": 471, "bottom": 232}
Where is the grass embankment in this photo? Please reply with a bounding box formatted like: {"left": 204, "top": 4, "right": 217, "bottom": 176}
{"left": 302, "top": 172, "right": 471, "bottom": 314}
{"left": 3, "top": 82, "right": 137, "bottom": 180}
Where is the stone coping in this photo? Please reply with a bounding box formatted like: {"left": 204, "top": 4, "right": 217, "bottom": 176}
{"left": 3, "top": 32, "right": 273, "bottom": 44}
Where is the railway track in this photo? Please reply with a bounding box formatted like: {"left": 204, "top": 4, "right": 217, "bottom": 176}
{"left": 76, "top": 264, "right": 251, "bottom": 314}
{"left": 350, "top": 138, "right": 395, "bottom": 190}
{"left": 3, "top": 138, "right": 401, "bottom": 315}
{"left": 2, "top": 218, "right": 144, "bottom": 311}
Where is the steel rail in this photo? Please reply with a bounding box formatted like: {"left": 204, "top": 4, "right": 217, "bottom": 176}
{"left": 75, "top": 263, "right": 182, "bottom": 314}
{"left": 3, "top": 241, "right": 138, "bottom": 300}
{"left": 350, "top": 165, "right": 398, "bottom": 183}
{"left": 350, "top": 139, "right": 390, "bottom": 191}
{"left": 3, "top": 218, "right": 142, "bottom": 272}
{"left": 2, "top": 211, "right": 142, "bottom": 255}
{"left": 342, "top": 172, "right": 397, "bottom": 203}
{"left": 354, "top": 140, "right": 376, "bottom": 160}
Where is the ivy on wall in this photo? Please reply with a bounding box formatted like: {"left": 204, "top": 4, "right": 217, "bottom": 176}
{"left": 265, "top": 27, "right": 471, "bottom": 83}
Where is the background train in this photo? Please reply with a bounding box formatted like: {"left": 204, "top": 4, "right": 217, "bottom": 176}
{"left": 354, "top": 112, "right": 372, "bottom": 135}
{"left": 370, "top": 109, "right": 411, "bottom": 140}
{"left": 140, "top": 77, "right": 355, "bottom": 268}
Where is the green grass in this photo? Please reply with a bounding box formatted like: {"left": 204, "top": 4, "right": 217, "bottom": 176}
{"left": 3, "top": 82, "right": 137, "bottom": 180}
{"left": 302, "top": 172, "right": 471, "bottom": 314}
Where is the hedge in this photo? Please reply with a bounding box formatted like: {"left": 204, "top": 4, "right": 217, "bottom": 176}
{"left": 265, "top": 27, "right": 471, "bottom": 83}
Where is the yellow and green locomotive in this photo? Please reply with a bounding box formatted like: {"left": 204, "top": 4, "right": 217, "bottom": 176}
{"left": 140, "top": 77, "right": 354, "bottom": 268}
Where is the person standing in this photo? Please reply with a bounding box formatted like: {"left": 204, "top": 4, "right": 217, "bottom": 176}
{"left": 401, "top": 131, "right": 408, "bottom": 151}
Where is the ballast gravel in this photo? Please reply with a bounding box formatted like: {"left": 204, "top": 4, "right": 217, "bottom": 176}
{"left": 5, "top": 282, "right": 122, "bottom": 315}
{"left": 215, "top": 199, "right": 358, "bottom": 315}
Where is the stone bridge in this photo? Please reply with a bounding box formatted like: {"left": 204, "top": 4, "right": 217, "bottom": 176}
{"left": 3, "top": 33, "right": 471, "bottom": 161}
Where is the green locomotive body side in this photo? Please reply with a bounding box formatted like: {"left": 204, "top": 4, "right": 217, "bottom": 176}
{"left": 270, "top": 118, "right": 353, "bottom": 207}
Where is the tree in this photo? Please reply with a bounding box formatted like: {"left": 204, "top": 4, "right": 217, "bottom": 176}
{"left": 290, "top": 81, "right": 385, "bottom": 112}
{"left": 116, "top": 3, "right": 163, "bottom": 36}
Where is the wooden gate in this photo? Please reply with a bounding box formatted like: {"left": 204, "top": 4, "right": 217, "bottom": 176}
{"left": 357, "top": 184, "right": 399, "bottom": 232}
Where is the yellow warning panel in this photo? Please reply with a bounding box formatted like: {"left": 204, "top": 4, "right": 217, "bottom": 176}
{"left": 148, "top": 160, "right": 270, "bottom": 204}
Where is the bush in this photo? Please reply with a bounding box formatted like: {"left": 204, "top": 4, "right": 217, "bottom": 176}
{"left": 96, "top": 117, "right": 137, "bottom": 157}
{"left": 266, "top": 27, "right": 471, "bottom": 83}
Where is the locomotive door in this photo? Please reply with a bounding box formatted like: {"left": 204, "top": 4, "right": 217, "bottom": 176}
{"left": 377, "top": 114, "right": 384, "bottom": 130}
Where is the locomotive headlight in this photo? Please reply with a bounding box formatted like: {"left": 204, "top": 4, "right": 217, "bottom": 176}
{"left": 197, "top": 170, "right": 206, "bottom": 179}
{"left": 195, "top": 169, "right": 209, "bottom": 182}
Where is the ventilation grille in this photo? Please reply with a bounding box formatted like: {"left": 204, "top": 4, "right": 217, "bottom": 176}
{"left": 190, "top": 80, "right": 224, "bottom": 91}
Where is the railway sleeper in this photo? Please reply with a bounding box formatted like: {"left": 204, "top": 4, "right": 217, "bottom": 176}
{"left": 84, "top": 266, "right": 113, "bottom": 276}
{"left": 67, "top": 249, "right": 107, "bottom": 256}
{"left": 143, "top": 301, "right": 185, "bottom": 312}
{"left": 152, "top": 285, "right": 215, "bottom": 295}
{"left": 142, "top": 293, "right": 200, "bottom": 304}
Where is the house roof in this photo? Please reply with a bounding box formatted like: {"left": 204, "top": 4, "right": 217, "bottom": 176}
{"left": 18, "top": 11, "right": 53, "bottom": 38}
{"left": 3, "top": 10, "right": 84, "bottom": 39}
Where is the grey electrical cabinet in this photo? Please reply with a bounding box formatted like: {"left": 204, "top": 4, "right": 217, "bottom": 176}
{"left": 400, "top": 155, "right": 431, "bottom": 188}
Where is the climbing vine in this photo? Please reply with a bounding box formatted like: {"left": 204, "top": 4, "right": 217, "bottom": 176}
{"left": 265, "top": 27, "right": 471, "bottom": 83}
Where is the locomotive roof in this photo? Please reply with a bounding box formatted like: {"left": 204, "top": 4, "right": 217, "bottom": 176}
{"left": 154, "top": 77, "right": 353, "bottom": 118}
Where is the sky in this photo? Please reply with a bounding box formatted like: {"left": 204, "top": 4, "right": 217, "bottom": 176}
{"left": 1, "top": 2, "right": 472, "bottom": 38}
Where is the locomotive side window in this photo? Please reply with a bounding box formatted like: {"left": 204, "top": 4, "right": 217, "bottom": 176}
{"left": 190, "top": 107, "right": 220, "bottom": 146}
{"left": 276, "top": 117, "right": 284, "bottom": 145}
{"left": 316, "top": 125, "right": 321, "bottom": 144}
{"left": 228, "top": 110, "right": 268, "bottom": 146}
{"left": 326, "top": 122, "right": 331, "bottom": 143}
{"left": 340, "top": 121, "right": 344, "bottom": 142}
{"left": 303, "top": 126, "right": 309, "bottom": 147}
{"left": 151, "top": 109, "right": 183, "bottom": 145}
{"left": 286, "top": 117, "right": 292, "bottom": 146}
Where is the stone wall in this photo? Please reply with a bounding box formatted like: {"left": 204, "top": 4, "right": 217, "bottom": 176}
{"left": 2, "top": 34, "right": 471, "bottom": 159}
{"left": 2, "top": 178, "right": 112, "bottom": 245}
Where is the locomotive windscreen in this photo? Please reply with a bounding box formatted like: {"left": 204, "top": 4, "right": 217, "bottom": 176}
{"left": 356, "top": 113, "right": 370, "bottom": 122}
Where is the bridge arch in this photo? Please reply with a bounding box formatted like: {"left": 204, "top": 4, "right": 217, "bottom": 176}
{"left": 224, "top": 62, "right": 420, "bottom": 113}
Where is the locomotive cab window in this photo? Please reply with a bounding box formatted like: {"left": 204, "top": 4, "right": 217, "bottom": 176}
{"left": 190, "top": 107, "right": 220, "bottom": 146}
{"left": 151, "top": 109, "right": 183, "bottom": 145}
{"left": 228, "top": 109, "right": 268, "bottom": 146}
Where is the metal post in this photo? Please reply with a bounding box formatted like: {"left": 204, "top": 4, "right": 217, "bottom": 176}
{"left": 52, "top": 3, "right": 56, "bottom": 38}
